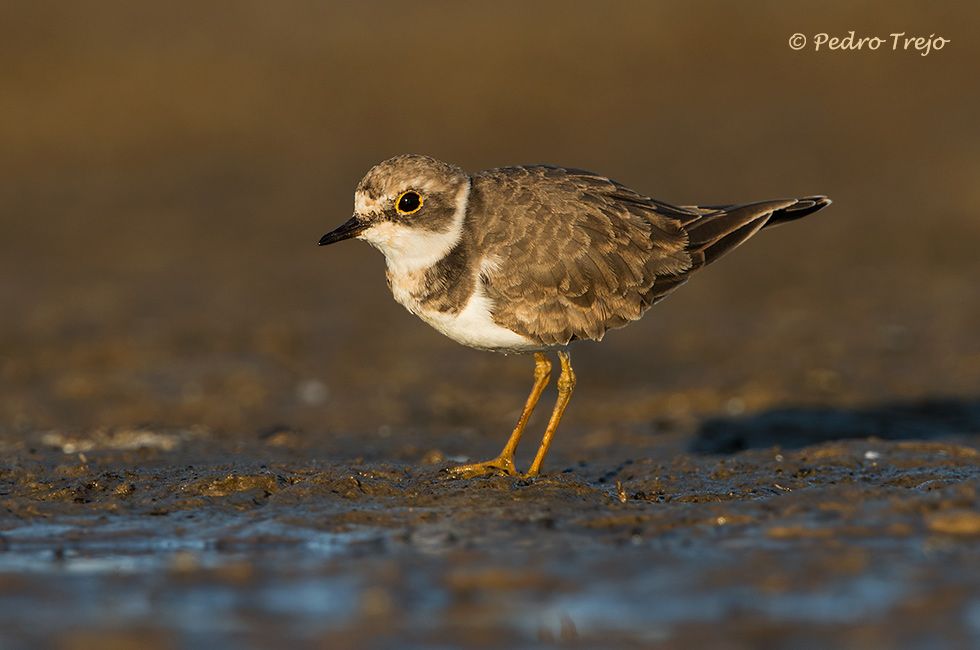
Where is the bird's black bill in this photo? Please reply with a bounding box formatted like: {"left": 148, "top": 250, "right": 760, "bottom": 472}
{"left": 319, "top": 216, "right": 369, "bottom": 246}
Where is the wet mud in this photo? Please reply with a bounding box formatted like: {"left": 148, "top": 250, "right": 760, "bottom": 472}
{"left": 4, "top": 408, "right": 980, "bottom": 649}
{"left": 3, "top": 3, "right": 980, "bottom": 649}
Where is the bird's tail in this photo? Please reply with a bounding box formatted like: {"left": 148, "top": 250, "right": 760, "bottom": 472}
{"left": 763, "top": 195, "right": 832, "bottom": 227}
{"left": 681, "top": 195, "right": 831, "bottom": 265}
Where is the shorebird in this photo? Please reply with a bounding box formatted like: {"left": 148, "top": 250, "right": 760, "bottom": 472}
{"left": 319, "top": 154, "right": 830, "bottom": 478}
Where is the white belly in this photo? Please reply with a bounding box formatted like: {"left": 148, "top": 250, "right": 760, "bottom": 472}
{"left": 418, "top": 286, "right": 544, "bottom": 353}
{"left": 389, "top": 271, "right": 543, "bottom": 353}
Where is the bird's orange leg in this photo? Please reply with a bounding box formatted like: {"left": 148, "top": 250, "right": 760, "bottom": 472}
{"left": 524, "top": 349, "right": 575, "bottom": 478}
{"left": 448, "top": 352, "right": 551, "bottom": 478}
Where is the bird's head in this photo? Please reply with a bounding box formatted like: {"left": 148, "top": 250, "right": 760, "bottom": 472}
{"left": 319, "top": 154, "right": 471, "bottom": 273}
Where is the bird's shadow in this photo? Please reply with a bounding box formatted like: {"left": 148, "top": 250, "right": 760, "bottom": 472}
{"left": 691, "top": 397, "right": 980, "bottom": 454}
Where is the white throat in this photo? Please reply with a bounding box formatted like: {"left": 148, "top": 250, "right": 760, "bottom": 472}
{"left": 353, "top": 178, "right": 539, "bottom": 353}
{"left": 358, "top": 179, "right": 471, "bottom": 277}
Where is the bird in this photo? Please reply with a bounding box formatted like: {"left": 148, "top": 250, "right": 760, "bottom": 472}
{"left": 319, "top": 154, "right": 830, "bottom": 479}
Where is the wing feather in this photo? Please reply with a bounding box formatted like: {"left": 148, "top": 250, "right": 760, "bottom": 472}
{"left": 465, "top": 166, "right": 827, "bottom": 346}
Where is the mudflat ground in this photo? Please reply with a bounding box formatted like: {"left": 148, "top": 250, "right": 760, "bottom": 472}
{"left": 2, "top": 3, "right": 979, "bottom": 649}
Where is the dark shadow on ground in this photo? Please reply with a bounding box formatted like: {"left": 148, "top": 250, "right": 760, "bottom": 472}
{"left": 692, "top": 397, "right": 980, "bottom": 454}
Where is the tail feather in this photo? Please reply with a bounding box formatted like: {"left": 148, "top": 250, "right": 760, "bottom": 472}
{"left": 699, "top": 217, "right": 770, "bottom": 265}
{"left": 683, "top": 195, "right": 831, "bottom": 264}
{"left": 764, "top": 195, "right": 832, "bottom": 227}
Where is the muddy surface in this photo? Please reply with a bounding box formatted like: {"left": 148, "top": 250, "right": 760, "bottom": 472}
{"left": 2, "top": 3, "right": 980, "bottom": 649}
{"left": 4, "top": 424, "right": 980, "bottom": 649}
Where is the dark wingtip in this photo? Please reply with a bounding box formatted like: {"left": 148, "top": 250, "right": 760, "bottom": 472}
{"left": 793, "top": 195, "right": 832, "bottom": 211}
{"left": 768, "top": 195, "right": 832, "bottom": 225}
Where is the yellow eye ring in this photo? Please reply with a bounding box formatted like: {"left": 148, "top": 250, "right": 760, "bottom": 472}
{"left": 396, "top": 191, "right": 423, "bottom": 214}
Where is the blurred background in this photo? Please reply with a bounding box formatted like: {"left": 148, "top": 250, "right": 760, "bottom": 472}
{"left": 1, "top": 1, "right": 977, "bottom": 453}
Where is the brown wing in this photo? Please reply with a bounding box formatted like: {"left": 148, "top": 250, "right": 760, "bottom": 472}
{"left": 468, "top": 165, "right": 828, "bottom": 346}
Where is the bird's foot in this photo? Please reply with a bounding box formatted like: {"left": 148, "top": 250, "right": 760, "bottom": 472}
{"left": 446, "top": 455, "right": 518, "bottom": 479}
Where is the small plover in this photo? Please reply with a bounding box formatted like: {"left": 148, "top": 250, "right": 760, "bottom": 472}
{"left": 320, "top": 155, "right": 830, "bottom": 478}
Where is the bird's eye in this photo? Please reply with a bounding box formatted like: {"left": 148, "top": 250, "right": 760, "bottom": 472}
{"left": 396, "top": 191, "right": 423, "bottom": 214}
